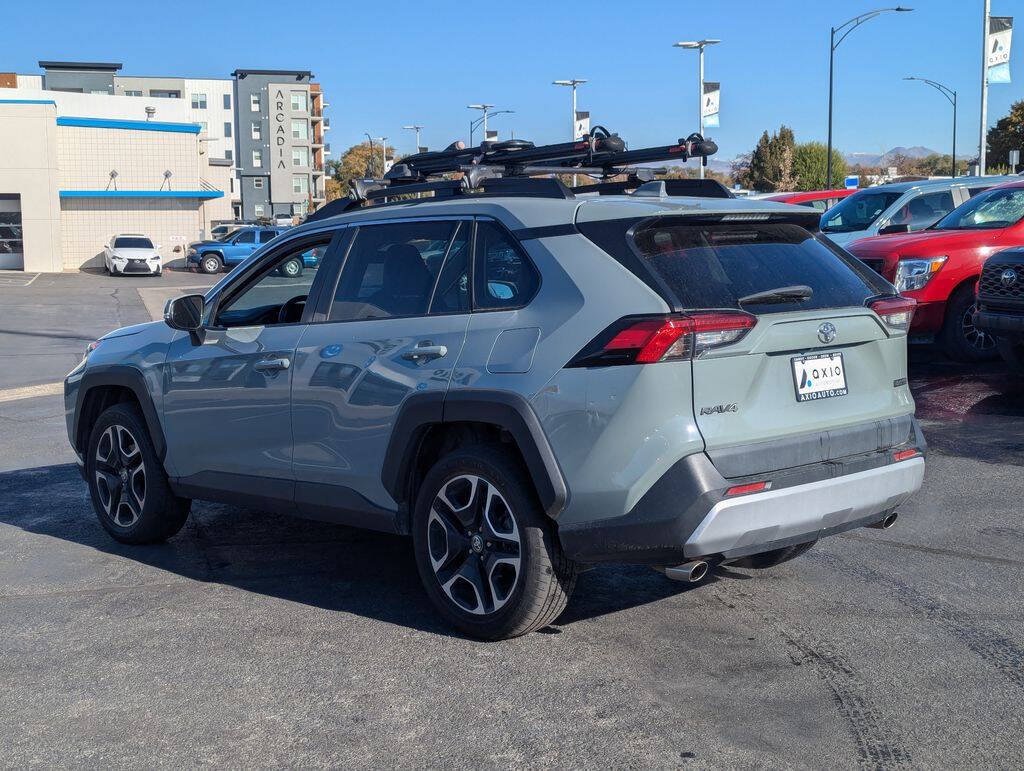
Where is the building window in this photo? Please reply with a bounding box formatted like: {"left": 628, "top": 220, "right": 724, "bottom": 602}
{"left": 252, "top": 149, "right": 263, "bottom": 167}
{"left": 124, "top": 89, "right": 142, "bottom": 97}
{"left": 292, "top": 174, "right": 309, "bottom": 194}
{"left": 254, "top": 204, "right": 266, "bottom": 218}
{"left": 225, "top": 149, "right": 232, "bottom": 161}
{"left": 291, "top": 147, "right": 308, "bottom": 167}
{"left": 254, "top": 177, "right": 264, "bottom": 189}
{"left": 250, "top": 92, "right": 261, "bottom": 112}
{"left": 223, "top": 93, "right": 231, "bottom": 110}
{"left": 251, "top": 121, "right": 261, "bottom": 140}
{"left": 223, "top": 122, "right": 232, "bottom": 138}
{"left": 191, "top": 93, "right": 207, "bottom": 109}
{"left": 291, "top": 119, "right": 308, "bottom": 140}
{"left": 292, "top": 201, "right": 308, "bottom": 216}
{"left": 290, "top": 91, "right": 307, "bottom": 112}
{"left": 150, "top": 89, "right": 181, "bottom": 99}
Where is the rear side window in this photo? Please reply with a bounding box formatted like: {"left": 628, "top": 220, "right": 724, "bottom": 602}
{"left": 631, "top": 222, "right": 890, "bottom": 315}
{"left": 236, "top": 230, "right": 256, "bottom": 244}
{"left": 258, "top": 229, "right": 278, "bottom": 244}
{"left": 474, "top": 221, "right": 539, "bottom": 309}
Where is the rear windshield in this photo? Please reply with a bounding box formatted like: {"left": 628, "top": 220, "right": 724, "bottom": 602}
{"left": 113, "top": 236, "right": 153, "bottom": 249}
{"left": 820, "top": 190, "right": 902, "bottom": 233}
{"left": 631, "top": 222, "right": 890, "bottom": 314}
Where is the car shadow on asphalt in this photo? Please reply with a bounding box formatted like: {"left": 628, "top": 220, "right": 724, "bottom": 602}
{"left": 0, "top": 463, "right": 704, "bottom": 638}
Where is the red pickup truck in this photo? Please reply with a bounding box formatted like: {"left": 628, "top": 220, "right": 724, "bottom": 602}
{"left": 846, "top": 179, "right": 1024, "bottom": 361}
{"left": 761, "top": 188, "right": 856, "bottom": 212}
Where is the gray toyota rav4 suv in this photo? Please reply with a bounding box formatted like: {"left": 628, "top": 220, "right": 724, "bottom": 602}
{"left": 65, "top": 135, "right": 926, "bottom": 639}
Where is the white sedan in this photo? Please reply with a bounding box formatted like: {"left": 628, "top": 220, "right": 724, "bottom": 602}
{"left": 104, "top": 234, "right": 162, "bottom": 276}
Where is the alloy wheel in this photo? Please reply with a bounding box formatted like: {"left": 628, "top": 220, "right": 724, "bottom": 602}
{"left": 94, "top": 425, "right": 146, "bottom": 528}
{"left": 961, "top": 303, "right": 996, "bottom": 351}
{"left": 203, "top": 257, "right": 219, "bottom": 274}
{"left": 427, "top": 474, "right": 522, "bottom": 615}
{"left": 282, "top": 259, "right": 300, "bottom": 277}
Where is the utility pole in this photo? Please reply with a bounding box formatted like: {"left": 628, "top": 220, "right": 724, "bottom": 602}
{"left": 553, "top": 79, "right": 587, "bottom": 186}
{"left": 673, "top": 40, "right": 720, "bottom": 179}
{"left": 980, "top": 0, "right": 991, "bottom": 176}
{"left": 403, "top": 124, "right": 424, "bottom": 153}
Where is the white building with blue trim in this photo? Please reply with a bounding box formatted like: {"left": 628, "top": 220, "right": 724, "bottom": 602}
{"left": 0, "top": 89, "right": 228, "bottom": 271}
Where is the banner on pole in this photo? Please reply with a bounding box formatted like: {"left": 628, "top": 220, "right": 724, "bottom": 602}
{"left": 574, "top": 110, "right": 590, "bottom": 140}
{"left": 702, "top": 82, "right": 720, "bottom": 128}
{"left": 988, "top": 16, "right": 1013, "bottom": 84}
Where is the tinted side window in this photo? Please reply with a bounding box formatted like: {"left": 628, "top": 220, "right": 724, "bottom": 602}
{"left": 473, "top": 221, "right": 539, "bottom": 309}
{"left": 890, "top": 191, "right": 955, "bottom": 231}
{"left": 236, "top": 230, "right": 256, "bottom": 244}
{"left": 259, "top": 229, "right": 278, "bottom": 244}
{"left": 329, "top": 220, "right": 458, "bottom": 321}
{"left": 429, "top": 222, "right": 470, "bottom": 314}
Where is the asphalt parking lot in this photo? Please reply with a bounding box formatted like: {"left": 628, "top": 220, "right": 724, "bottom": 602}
{"left": 1, "top": 271, "right": 1022, "bottom": 768}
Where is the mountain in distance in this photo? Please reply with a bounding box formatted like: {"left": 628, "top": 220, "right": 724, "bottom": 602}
{"left": 845, "top": 146, "right": 943, "bottom": 167}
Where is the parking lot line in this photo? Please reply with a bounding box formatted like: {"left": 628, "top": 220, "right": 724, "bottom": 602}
{"left": 0, "top": 381, "right": 64, "bottom": 404}
{"left": 0, "top": 273, "right": 40, "bottom": 288}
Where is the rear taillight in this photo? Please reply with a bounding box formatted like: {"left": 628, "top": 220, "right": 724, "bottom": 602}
{"left": 869, "top": 296, "right": 916, "bottom": 332}
{"left": 567, "top": 311, "right": 756, "bottom": 367}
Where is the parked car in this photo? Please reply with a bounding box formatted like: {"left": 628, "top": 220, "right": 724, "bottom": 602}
{"left": 847, "top": 180, "right": 1024, "bottom": 361}
{"left": 209, "top": 222, "right": 250, "bottom": 240}
{"left": 820, "top": 176, "right": 1018, "bottom": 248}
{"left": 103, "top": 234, "right": 162, "bottom": 276}
{"left": 186, "top": 227, "right": 286, "bottom": 274}
{"left": 274, "top": 214, "right": 295, "bottom": 227}
{"left": 65, "top": 138, "right": 925, "bottom": 640}
{"left": 975, "top": 246, "right": 1024, "bottom": 374}
{"left": 760, "top": 188, "right": 857, "bottom": 212}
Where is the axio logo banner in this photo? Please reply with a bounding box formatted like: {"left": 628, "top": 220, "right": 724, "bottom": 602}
{"left": 702, "top": 82, "right": 720, "bottom": 128}
{"left": 988, "top": 16, "right": 1013, "bottom": 84}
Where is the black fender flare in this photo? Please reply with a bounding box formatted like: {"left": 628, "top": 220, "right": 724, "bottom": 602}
{"left": 74, "top": 365, "right": 167, "bottom": 460}
{"left": 382, "top": 390, "right": 569, "bottom": 519}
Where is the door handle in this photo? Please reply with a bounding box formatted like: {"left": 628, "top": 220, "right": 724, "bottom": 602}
{"left": 254, "top": 357, "right": 291, "bottom": 373}
{"left": 402, "top": 343, "right": 448, "bottom": 363}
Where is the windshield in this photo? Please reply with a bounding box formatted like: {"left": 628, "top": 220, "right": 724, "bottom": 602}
{"left": 936, "top": 186, "right": 1024, "bottom": 230}
{"left": 113, "top": 237, "right": 153, "bottom": 249}
{"left": 216, "top": 228, "right": 241, "bottom": 242}
{"left": 820, "top": 191, "right": 902, "bottom": 233}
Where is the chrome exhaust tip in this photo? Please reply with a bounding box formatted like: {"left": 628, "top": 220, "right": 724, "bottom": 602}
{"left": 663, "top": 560, "right": 710, "bottom": 583}
{"left": 867, "top": 511, "right": 899, "bottom": 530}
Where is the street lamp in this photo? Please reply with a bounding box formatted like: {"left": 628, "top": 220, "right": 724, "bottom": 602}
{"left": 403, "top": 124, "right": 424, "bottom": 153}
{"left": 673, "top": 39, "right": 720, "bottom": 179}
{"left": 467, "top": 105, "right": 513, "bottom": 145}
{"left": 827, "top": 7, "right": 913, "bottom": 188}
{"left": 904, "top": 77, "right": 957, "bottom": 178}
{"left": 553, "top": 79, "right": 587, "bottom": 185}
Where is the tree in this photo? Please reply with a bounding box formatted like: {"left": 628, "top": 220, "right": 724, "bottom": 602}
{"left": 792, "top": 142, "right": 847, "bottom": 190}
{"left": 987, "top": 99, "right": 1024, "bottom": 169}
{"left": 331, "top": 142, "right": 397, "bottom": 194}
{"left": 740, "top": 126, "right": 796, "bottom": 192}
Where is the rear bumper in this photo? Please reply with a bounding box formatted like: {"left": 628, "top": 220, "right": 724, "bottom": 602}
{"left": 558, "top": 416, "right": 926, "bottom": 565}
{"left": 974, "top": 307, "right": 1024, "bottom": 339}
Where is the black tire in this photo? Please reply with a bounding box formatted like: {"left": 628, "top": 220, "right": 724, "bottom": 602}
{"left": 996, "top": 337, "right": 1024, "bottom": 376}
{"left": 731, "top": 540, "right": 817, "bottom": 570}
{"left": 85, "top": 403, "right": 190, "bottom": 544}
{"left": 412, "top": 445, "right": 577, "bottom": 640}
{"left": 940, "top": 284, "right": 998, "bottom": 362}
{"left": 200, "top": 254, "right": 222, "bottom": 275}
{"left": 278, "top": 258, "right": 303, "bottom": 278}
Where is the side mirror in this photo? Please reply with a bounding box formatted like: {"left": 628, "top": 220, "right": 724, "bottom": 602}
{"left": 878, "top": 223, "right": 910, "bottom": 235}
{"left": 164, "top": 294, "right": 205, "bottom": 343}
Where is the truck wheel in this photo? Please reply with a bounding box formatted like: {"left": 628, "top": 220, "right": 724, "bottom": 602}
{"left": 201, "top": 254, "right": 222, "bottom": 274}
{"left": 940, "top": 284, "right": 998, "bottom": 362}
{"left": 996, "top": 337, "right": 1024, "bottom": 376}
{"left": 86, "top": 403, "right": 190, "bottom": 544}
{"left": 731, "top": 540, "right": 817, "bottom": 570}
{"left": 278, "top": 258, "right": 303, "bottom": 278}
{"left": 412, "top": 445, "right": 577, "bottom": 640}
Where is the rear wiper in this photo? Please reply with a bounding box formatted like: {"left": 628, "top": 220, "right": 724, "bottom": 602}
{"left": 737, "top": 285, "right": 814, "bottom": 305}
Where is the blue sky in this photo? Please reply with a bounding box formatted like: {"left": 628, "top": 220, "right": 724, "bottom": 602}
{"left": 5, "top": 0, "right": 1022, "bottom": 162}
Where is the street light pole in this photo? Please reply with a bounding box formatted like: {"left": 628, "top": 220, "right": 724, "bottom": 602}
{"left": 553, "top": 79, "right": 587, "bottom": 185}
{"left": 403, "top": 124, "right": 424, "bottom": 153}
{"left": 363, "top": 132, "right": 375, "bottom": 176}
{"left": 827, "top": 7, "right": 913, "bottom": 188}
{"left": 980, "top": 0, "right": 991, "bottom": 176}
{"left": 468, "top": 106, "right": 513, "bottom": 146}
{"left": 673, "top": 39, "right": 720, "bottom": 179}
{"left": 904, "top": 77, "right": 957, "bottom": 178}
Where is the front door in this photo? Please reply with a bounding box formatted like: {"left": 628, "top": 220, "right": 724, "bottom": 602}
{"left": 290, "top": 218, "right": 471, "bottom": 523}
{"left": 223, "top": 229, "right": 259, "bottom": 266}
{"left": 161, "top": 233, "right": 337, "bottom": 504}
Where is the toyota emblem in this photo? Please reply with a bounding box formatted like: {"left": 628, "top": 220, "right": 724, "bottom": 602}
{"left": 817, "top": 322, "right": 837, "bottom": 344}
{"left": 1001, "top": 268, "right": 1019, "bottom": 287}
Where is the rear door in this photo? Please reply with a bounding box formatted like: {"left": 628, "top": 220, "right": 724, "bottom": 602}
{"left": 629, "top": 221, "right": 913, "bottom": 456}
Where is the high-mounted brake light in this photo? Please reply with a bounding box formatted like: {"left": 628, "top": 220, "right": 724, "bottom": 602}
{"left": 567, "top": 311, "right": 756, "bottom": 367}
{"left": 869, "top": 296, "right": 916, "bottom": 332}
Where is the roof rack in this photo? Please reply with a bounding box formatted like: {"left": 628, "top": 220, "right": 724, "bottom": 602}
{"left": 304, "top": 126, "right": 721, "bottom": 222}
